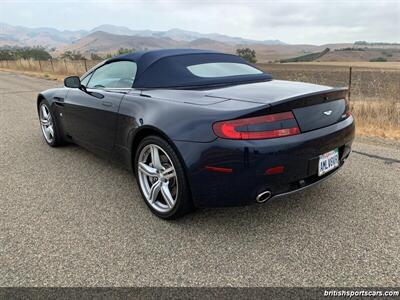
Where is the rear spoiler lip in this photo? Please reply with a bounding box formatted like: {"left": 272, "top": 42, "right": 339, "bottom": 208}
{"left": 266, "top": 87, "right": 349, "bottom": 111}
{"left": 270, "top": 87, "right": 348, "bottom": 105}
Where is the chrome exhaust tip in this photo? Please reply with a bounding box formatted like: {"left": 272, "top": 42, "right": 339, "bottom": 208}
{"left": 256, "top": 190, "right": 272, "bottom": 203}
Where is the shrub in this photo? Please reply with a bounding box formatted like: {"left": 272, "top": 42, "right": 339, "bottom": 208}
{"left": 60, "top": 51, "right": 86, "bottom": 60}
{"left": 369, "top": 57, "right": 387, "bottom": 62}
{"left": 0, "top": 47, "right": 51, "bottom": 60}
{"left": 90, "top": 53, "right": 103, "bottom": 60}
{"left": 236, "top": 48, "right": 257, "bottom": 63}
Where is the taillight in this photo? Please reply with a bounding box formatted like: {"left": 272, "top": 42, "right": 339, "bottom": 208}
{"left": 212, "top": 111, "right": 300, "bottom": 140}
{"left": 342, "top": 97, "right": 352, "bottom": 119}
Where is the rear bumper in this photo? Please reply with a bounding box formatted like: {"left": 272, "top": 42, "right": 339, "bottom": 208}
{"left": 268, "top": 156, "right": 349, "bottom": 201}
{"left": 174, "top": 116, "right": 355, "bottom": 207}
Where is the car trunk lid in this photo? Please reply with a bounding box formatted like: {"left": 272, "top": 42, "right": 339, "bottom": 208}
{"left": 292, "top": 99, "right": 347, "bottom": 132}
{"left": 206, "top": 80, "right": 349, "bottom": 132}
{"left": 205, "top": 80, "right": 332, "bottom": 103}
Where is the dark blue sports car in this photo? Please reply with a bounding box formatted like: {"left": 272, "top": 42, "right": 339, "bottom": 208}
{"left": 37, "top": 49, "right": 355, "bottom": 219}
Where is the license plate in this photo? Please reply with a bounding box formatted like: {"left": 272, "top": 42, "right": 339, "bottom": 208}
{"left": 318, "top": 149, "right": 339, "bottom": 176}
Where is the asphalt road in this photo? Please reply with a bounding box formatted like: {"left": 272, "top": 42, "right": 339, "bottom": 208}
{"left": 1, "top": 71, "right": 399, "bottom": 287}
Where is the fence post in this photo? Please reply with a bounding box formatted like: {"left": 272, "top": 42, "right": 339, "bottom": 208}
{"left": 348, "top": 66, "right": 352, "bottom": 102}
{"left": 64, "top": 59, "right": 68, "bottom": 74}
{"left": 50, "top": 59, "right": 55, "bottom": 73}
{"left": 84, "top": 59, "right": 88, "bottom": 72}
{"left": 38, "top": 60, "right": 42, "bottom": 72}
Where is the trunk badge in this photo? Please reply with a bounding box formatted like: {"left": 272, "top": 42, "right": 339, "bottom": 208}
{"left": 323, "top": 110, "right": 333, "bottom": 116}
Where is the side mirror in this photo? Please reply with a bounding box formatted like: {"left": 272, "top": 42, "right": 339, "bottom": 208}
{"left": 64, "top": 76, "right": 81, "bottom": 88}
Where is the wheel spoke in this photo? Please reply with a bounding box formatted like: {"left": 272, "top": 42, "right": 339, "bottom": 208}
{"left": 150, "top": 146, "right": 163, "bottom": 169}
{"left": 41, "top": 105, "right": 48, "bottom": 119}
{"left": 138, "top": 162, "right": 158, "bottom": 177}
{"left": 43, "top": 126, "right": 51, "bottom": 139}
{"left": 47, "top": 126, "right": 54, "bottom": 138}
{"left": 40, "top": 119, "right": 50, "bottom": 125}
{"left": 162, "top": 166, "right": 176, "bottom": 180}
{"left": 161, "top": 182, "right": 175, "bottom": 208}
{"left": 148, "top": 180, "right": 162, "bottom": 203}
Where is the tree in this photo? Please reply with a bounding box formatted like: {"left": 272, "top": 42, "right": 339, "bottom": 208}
{"left": 0, "top": 47, "right": 51, "bottom": 60}
{"left": 90, "top": 53, "right": 103, "bottom": 60}
{"left": 236, "top": 48, "right": 257, "bottom": 63}
{"left": 117, "top": 48, "right": 135, "bottom": 55}
{"left": 101, "top": 48, "right": 134, "bottom": 59}
{"left": 60, "top": 51, "right": 86, "bottom": 60}
{"left": 0, "top": 50, "right": 15, "bottom": 60}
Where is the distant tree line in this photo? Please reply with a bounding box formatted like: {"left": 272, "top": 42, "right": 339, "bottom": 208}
{"left": 0, "top": 47, "right": 137, "bottom": 61}
{"left": 0, "top": 47, "right": 52, "bottom": 60}
{"left": 369, "top": 57, "right": 387, "bottom": 62}
{"left": 335, "top": 47, "right": 366, "bottom": 51}
{"left": 355, "top": 41, "right": 400, "bottom": 46}
{"left": 60, "top": 48, "right": 135, "bottom": 61}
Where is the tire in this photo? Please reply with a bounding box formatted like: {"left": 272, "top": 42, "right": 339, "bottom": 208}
{"left": 134, "top": 135, "right": 194, "bottom": 219}
{"left": 38, "top": 99, "right": 63, "bottom": 147}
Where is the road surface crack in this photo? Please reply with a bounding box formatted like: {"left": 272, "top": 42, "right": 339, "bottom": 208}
{"left": 353, "top": 150, "right": 400, "bottom": 165}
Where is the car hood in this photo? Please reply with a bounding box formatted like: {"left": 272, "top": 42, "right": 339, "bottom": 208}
{"left": 204, "top": 80, "right": 333, "bottom": 104}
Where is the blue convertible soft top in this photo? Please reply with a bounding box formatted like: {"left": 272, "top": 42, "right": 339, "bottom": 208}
{"left": 106, "top": 49, "right": 272, "bottom": 89}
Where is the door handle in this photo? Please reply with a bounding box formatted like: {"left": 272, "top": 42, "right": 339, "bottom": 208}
{"left": 102, "top": 101, "right": 112, "bottom": 107}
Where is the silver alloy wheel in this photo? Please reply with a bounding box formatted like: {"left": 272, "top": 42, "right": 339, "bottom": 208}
{"left": 137, "top": 144, "right": 178, "bottom": 213}
{"left": 39, "top": 103, "right": 55, "bottom": 143}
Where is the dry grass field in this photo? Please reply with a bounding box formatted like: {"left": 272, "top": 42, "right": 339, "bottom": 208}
{"left": 292, "top": 61, "right": 400, "bottom": 69}
{"left": 259, "top": 63, "right": 400, "bottom": 139}
{"left": 1, "top": 60, "right": 399, "bottom": 139}
{"left": 351, "top": 100, "right": 400, "bottom": 139}
{"left": 259, "top": 63, "right": 400, "bottom": 100}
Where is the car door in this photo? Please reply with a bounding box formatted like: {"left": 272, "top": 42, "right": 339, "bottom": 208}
{"left": 63, "top": 60, "right": 137, "bottom": 155}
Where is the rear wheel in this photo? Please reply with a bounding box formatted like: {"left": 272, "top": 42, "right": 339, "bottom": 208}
{"left": 134, "top": 136, "right": 193, "bottom": 219}
{"left": 38, "top": 100, "right": 62, "bottom": 147}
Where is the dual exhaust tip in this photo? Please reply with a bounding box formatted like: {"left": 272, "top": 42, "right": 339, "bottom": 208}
{"left": 256, "top": 190, "right": 272, "bottom": 203}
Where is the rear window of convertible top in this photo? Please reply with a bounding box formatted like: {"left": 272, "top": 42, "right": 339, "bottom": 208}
{"left": 186, "top": 62, "right": 263, "bottom": 78}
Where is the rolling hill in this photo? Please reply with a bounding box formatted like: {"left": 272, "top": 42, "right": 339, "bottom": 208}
{"left": 62, "top": 31, "right": 341, "bottom": 62}
{"left": 0, "top": 22, "right": 86, "bottom": 48}
{"left": 66, "top": 31, "right": 183, "bottom": 53}
{"left": 0, "top": 22, "right": 286, "bottom": 49}
{"left": 1, "top": 22, "right": 400, "bottom": 63}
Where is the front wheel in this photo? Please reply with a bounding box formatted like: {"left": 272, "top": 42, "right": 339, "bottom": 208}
{"left": 134, "top": 136, "right": 194, "bottom": 219}
{"left": 38, "top": 100, "right": 62, "bottom": 147}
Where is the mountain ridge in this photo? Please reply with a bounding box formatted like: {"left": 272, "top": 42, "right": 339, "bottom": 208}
{"left": 3, "top": 22, "right": 398, "bottom": 63}
{"left": 0, "top": 22, "right": 286, "bottom": 49}
{"left": 62, "top": 31, "right": 360, "bottom": 63}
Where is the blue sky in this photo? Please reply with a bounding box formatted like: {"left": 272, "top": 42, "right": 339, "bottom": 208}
{"left": 0, "top": 0, "right": 399, "bottom": 44}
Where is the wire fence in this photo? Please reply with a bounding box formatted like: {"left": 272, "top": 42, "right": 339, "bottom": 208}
{"left": 0, "top": 59, "right": 399, "bottom": 102}
{"left": 258, "top": 63, "right": 400, "bottom": 102}
{"left": 0, "top": 59, "right": 102, "bottom": 76}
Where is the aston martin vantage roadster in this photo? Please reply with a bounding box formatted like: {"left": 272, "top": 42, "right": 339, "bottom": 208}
{"left": 37, "top": 49, "right": 355, "bottom": 219}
